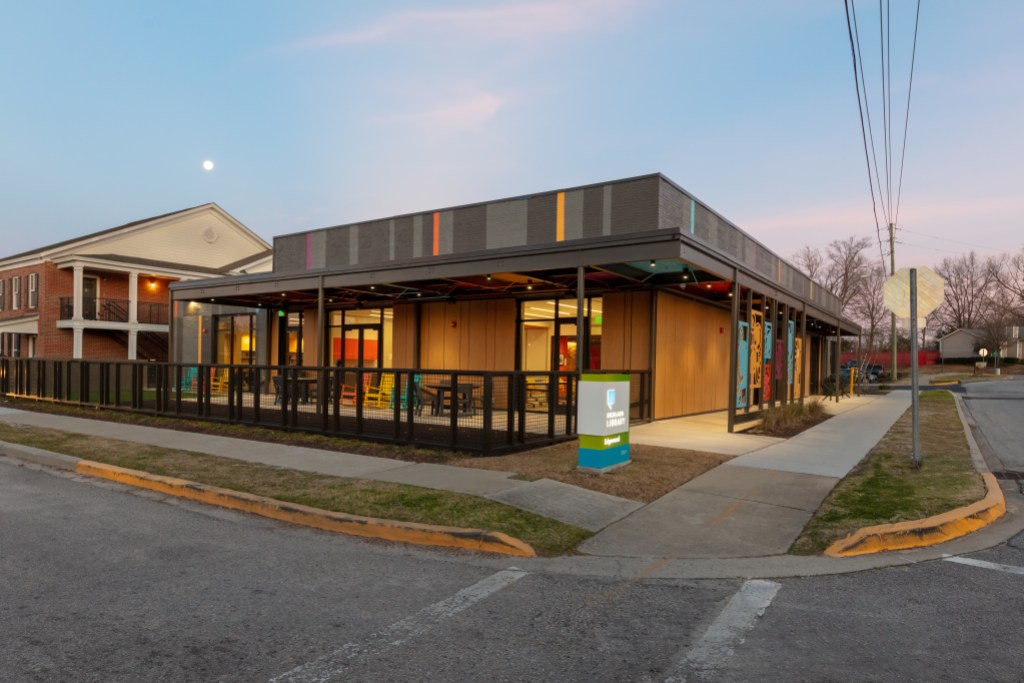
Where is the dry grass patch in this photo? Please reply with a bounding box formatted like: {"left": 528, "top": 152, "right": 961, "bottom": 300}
{"left": 756, "top": 400, "right": 829, "bottom": 438}
{"left": 791, "top": 391, "right": 985, "bottom": 555}
{"left": 453, "top": 441, "right": 732, "bottom": 503}
{"left": 0, "top": 422, "right": 590, "bottom": 556}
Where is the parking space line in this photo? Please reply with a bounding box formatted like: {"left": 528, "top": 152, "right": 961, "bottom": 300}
{"left": 662, "top": 579, "right": 781, "bottom": 682}
{"left": 944, "top": 556, "right": 1024, "bottom": 576}
{"left": 269, "top": 568, "right": 529, "bottom": 683}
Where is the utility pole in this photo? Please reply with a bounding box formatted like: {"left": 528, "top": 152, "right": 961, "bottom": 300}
{"left": 889, "top": 223, "right": 898, "bottom": 381}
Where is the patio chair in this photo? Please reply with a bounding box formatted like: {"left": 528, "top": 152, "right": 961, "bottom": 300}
{"left": 391, "top": 374, "right": 427, "bottom": 414}
{"left": 339, "top": 382, "right": 357, "bottom": 406}
{"left": 209, "top": 369, "right": 229, "bottom": 394}
{"left": 363, "top": 372, "right": 394, "bottom": 408}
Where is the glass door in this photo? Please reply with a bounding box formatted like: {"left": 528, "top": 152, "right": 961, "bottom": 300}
{"left": 342, "top": 326, "right": 381, "bottom": 368}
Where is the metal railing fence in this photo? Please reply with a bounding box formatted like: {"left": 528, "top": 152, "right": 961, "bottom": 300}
{"left": 0, "top": 358, "right": 650, "bottom": 455}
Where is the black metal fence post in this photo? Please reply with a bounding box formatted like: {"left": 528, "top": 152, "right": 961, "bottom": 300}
{"left": 482, "top": 373, "right": 493, "bottom": 454}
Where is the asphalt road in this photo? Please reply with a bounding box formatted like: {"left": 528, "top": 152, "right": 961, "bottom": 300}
{"left": 962, "top": 378, "right": 1024, "bottom": 473}
{"left": 4, "top": 453, "right": 1024, "bottom": 682}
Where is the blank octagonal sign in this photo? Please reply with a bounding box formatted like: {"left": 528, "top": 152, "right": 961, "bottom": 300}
{"left": 884, "top": 266, "right": 945, "bottom": 318}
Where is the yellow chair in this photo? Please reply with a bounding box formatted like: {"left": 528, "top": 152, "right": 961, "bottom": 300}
{"left": 363, "top": 373, "right": 394, "bottom": 408}
{"left": 209, "top": 369, "right": 229, "bottom": 393}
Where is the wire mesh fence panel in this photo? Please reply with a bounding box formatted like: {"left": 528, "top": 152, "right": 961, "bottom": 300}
{"left": 0, "top": 360, "right": 652, "bottom": 454}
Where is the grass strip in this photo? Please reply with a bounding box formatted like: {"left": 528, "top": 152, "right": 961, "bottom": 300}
{"left": 0, "top": 423, "right": 591, "bottom": 556}
{"left": 791, "top": 391, "right": 985, "bottom": 555}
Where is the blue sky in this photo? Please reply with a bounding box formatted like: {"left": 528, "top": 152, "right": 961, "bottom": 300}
{"left": 2, "top": 1, "right": 1021, "bottom": 271}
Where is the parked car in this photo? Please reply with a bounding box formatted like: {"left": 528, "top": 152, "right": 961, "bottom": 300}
{"left": 866, "top": 364, "right": 885, "bottom": 382}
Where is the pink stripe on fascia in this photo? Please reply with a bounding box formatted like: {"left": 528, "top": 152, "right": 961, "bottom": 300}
{"left": 306, "top": 232, "right": 313, "bottom": 270}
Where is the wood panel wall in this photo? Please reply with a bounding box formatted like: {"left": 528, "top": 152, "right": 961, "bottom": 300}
{"left": 601, "top": 291, "right": 651, "bottom": 371}
{"left": 654, "top": 291, "right": 731, "bottom": 419}
{"left": 418, "top": 299, "right": 516, "bottom": 371}
{"left": 391, "top": 304, "right": 417, "bottom": 368}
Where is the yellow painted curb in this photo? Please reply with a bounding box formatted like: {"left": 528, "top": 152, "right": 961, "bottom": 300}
{"left": 75, "top": 460, "right": 536, "bottom": 558}
{"left": 825, "top": 472, "right": 1006, "bottom": 557}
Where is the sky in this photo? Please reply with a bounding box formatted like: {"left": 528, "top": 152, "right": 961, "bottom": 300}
{"left": 2, "top": 0, "right": 1021, "bottom": 273}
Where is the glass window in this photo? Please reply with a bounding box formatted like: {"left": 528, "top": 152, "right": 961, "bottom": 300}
{"left": 11, "top": 277, "right": 20, "bottom": 310}
{"left": 28, "top": 273, "right": 38, "bottom": 308}
{"left": 519, "top": 297, "right": 602, "bottom": 371}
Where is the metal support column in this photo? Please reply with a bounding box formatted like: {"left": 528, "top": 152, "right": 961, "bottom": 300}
{"left": 727, "top": 274, "right": 740, "bottom": 433}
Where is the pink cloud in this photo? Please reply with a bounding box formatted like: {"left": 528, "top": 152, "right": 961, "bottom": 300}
{"left": 378, "top": 92, "right": 503, "bottom": 129}
{"left": 289, "top": 0, "right": 641, "bottom": 50}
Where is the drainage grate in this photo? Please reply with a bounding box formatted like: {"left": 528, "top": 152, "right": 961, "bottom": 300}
{"left": 993, "top": 470, "right": 1024, "bottom": 482}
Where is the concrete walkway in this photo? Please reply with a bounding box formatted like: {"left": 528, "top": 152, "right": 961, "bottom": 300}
{"left": 0, "top": 393, "right": 911, "bottom": 557}
{"left": 0, "top": 406, "right": 640, "bottom": 532}
{"left": 579, "top": 393, "right": 911, "bottom": 558}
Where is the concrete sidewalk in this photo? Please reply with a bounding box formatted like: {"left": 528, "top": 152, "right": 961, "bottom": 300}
{"left": 0, "top": 393, "right": 910, "bottom": 557}
{"left": 0, "top": 406, "right": 640, "bottom": 532}
{"left": 579, "top": 393, "right": 911, "bottom": 558}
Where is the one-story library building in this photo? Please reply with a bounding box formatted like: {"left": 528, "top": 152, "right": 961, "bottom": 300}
{"left": 168, "top": 174, "right": 859, "bottom": 435}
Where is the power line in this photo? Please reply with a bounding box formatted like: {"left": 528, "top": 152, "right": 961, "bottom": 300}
{"left": 851, "top": 1, "right": 891, "bottom": 225}
{"left": 898, "top": 227, "right": 1000, "bottom": 252}
{"left": 893, "top": 0, "right": 921, "bottom": 226}
{"left": 895, "top": 239, "right": 967, "bottom": 255}
{"left": 845, "top": 0, "right": 888, "bottom": 271}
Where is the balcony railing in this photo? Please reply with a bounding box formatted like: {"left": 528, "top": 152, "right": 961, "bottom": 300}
{"left": 58, "top": 298, "right": 169, "bottom": 325}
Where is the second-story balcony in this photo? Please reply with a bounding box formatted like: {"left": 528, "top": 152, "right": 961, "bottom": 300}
{"left": 59, "top": 297, "right": 169, "bottom": 325}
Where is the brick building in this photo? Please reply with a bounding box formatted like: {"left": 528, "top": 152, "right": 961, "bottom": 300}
{"left": 0, "top": 204, "right": 271, "bottom": 361}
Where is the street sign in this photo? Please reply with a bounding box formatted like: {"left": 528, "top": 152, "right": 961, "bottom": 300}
{"left": 884, "top": 266, "right": 945, "bottom": 318}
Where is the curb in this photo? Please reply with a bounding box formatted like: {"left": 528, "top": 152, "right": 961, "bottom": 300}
{"left": 824, "top": 392, "right": 1006, "bottom": 557}
{"left": 1, "top": 440, "right": 535, "bottom": 558}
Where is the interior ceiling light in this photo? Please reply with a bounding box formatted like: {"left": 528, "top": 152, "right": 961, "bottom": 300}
{"left": 706, "top": 284, "right": 712, "bottom": 289}
{"left": 682, "top": 273, "right": 689, "bottom": 280}
{"left": 486, "top": 274, "right": 492, "bottom": 281}
{"left": 649, "top": 260, "right": 656, "bottom": 268}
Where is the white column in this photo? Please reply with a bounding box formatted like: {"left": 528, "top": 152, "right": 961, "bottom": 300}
{"left": 73, "top": 329, "right": 83, "bottom": 359}
{"left": 128, "top": 330, "right": 138, "bottom": 360}
{"left": 72, "top": 265, "right": 84, "bottom": 321}
{"left": 129, "top": 271, "right": 139, "bottom": 324}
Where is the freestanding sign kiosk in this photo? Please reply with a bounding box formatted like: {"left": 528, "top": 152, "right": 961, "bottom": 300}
{"left": 577, "top": 373, "right": 631, "bottom": 473}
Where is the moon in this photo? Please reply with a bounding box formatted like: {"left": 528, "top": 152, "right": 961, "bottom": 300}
{"left": 202, "top": 160, "right": 214, "bottom": 171}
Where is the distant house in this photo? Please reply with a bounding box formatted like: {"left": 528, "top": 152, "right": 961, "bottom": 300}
{"left": 0, "top": 204, "right": 271, "bottom": 361}
{"left": 938, "top": 327, "right": 1023, "bottom": 361}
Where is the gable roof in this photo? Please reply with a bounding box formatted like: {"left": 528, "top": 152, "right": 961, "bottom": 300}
{"left": 937, "top": 328, "right": 984, "bottom": 341}
{"left": 2, "top": 205, "right": 205, "bottom": 261}
{"left": 0, "top": 203, "right": 271, "bottom": 271}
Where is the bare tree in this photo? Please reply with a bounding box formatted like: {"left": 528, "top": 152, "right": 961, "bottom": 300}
{"left": 990, "top": 248, "right": 1024, "bottom": 318}
{"left": 932, "top": 251, "right": 992, "bottom": 330}
{"left": 850, "top": 265, "right": 888, "bottom": 353}
{"left": 793, "top": 245, "right": 825, "bottom": 284}
{"left": 824, "top": 236, "right": 873, "bottom": 312}
{"left": 792, "top": 235, "right": 872, "bottom": 316}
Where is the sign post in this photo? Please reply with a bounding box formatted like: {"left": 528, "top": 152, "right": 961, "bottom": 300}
{"left": 884, "top": 266, "right": 945, "bottom": 469}
{"left": 577, "top": 373, "right": 631, "bottom": 473}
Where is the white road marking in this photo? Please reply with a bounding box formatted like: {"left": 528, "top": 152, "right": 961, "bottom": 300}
{"left": 269, "top": 568, "right": 529, "bottom": 683}
{"left": 944, "top": 556, "right": 1024, "bottom": 576}
{"left": 663, "top": 579, "right": 781, "bottom": 683}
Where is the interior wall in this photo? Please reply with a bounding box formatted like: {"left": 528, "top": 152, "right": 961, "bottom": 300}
{"left": 654, "top": 291, "right": 731, "bottom": 419}
{"left": 601, "top": 291, "right": 651, "bottom": 371}
{"left": 419, "top": 299, "right": 516, "bottom": 371}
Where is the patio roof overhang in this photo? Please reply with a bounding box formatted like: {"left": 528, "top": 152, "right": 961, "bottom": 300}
{"left": 170, "top": 228, "right": 861, "bottom": 336}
